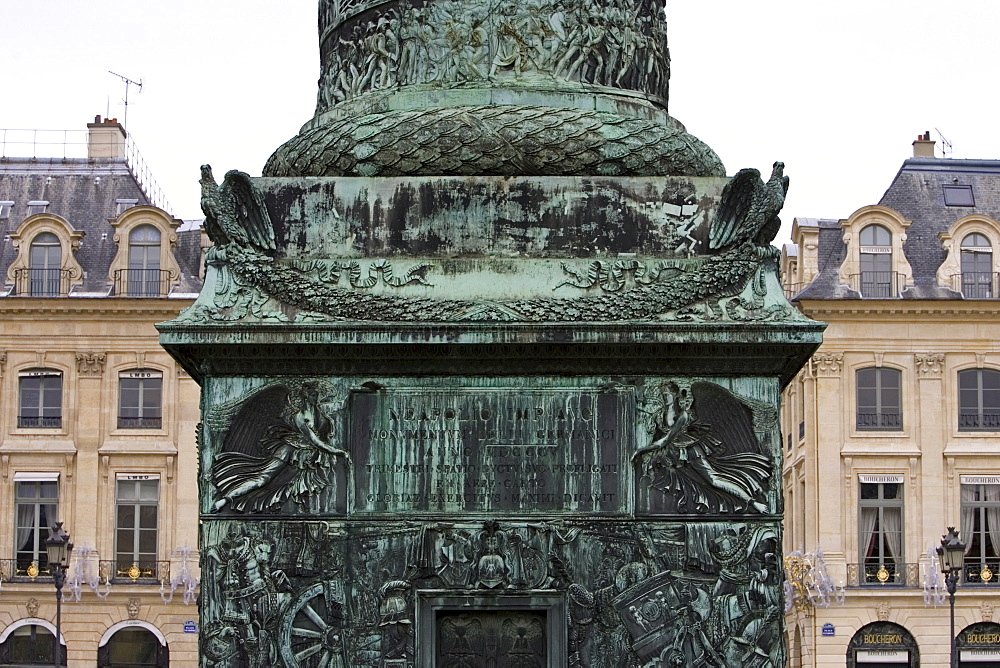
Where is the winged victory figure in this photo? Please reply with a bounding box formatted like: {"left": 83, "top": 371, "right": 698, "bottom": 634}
{"left": 709, "top": 162, "right": 789, "bottom": 251}
{"left": 632, "top": 381, "right": 771, "bottom": 514}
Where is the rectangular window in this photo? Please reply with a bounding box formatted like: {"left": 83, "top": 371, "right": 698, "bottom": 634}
{"left": 115, "top": 198, "right": 139, "bottom": 216}
{"left": 115, "top": 476, "right": 159, "bottom": 581}
{"left": 859, "top": 476, "right": 904, "bottom": 584}
{"left": 944, "top": 185, "right": 975, "bottom": 207}
{"left": 25, "top": 200, "right": 48, "bottom": 216}
{"left": 0, "top": 201, "right": 13, "bottom": 219}
{"left": 14, "top": 479, "right": 58, "bottom": 576}
{"left": 961, "top": 477, "right": 1000, "bottom": 585}
{"left": 118, "top": 370, "right": 163, "bottom": 429}
{"left": 856, "top": 367, "right": 903, "bottom": 430}
{"left": 18, "top": 370, "right": 62, "bottom": 428}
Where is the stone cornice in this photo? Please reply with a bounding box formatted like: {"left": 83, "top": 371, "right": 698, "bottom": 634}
{"left": 0, "top": 298, "right": 194, "bottom": 318}
{"left": 798, "top": 300, "right": 1000, "bottom": 320}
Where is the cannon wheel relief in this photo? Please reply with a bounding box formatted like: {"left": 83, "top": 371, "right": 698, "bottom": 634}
{"left": 279, "top": 582, "right": 348, "bottom": 667}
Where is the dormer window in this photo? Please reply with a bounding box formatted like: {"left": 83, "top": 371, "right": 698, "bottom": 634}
{"left": 125, "top": 225, "right": 163, "bottom": 296}
{"left": 944, "top": 185, "right": 975, "bottom": 207}
{"left": 961, "top": 233, "right": 993, "bottom": 298}
{"left": 0, "top": 201, "right": 13, "bottom": 219}
{"left": 859, "top": 224, "right": 895, "bottom": 297}
{"left": 25, "top": 201, "right": 48, "bottom": 216}
{"left": 26, "top": 232, "right": 63, "bottom": 296}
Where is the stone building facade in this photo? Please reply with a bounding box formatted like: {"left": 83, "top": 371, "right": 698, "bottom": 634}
{"left": 782, "top": 135, "right": 1000, "bottom": 666}
{"left": 0, "top": 119, "right": 204, "bottom": 666}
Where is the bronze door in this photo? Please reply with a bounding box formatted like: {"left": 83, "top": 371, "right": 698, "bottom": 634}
{"left": 437, "top": 610, "right": 546, "bottom": 668}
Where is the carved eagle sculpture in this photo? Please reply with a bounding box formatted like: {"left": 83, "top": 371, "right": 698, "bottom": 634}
{"left": 709, "top": 162, "right": 789, "bottom": 251}
{"left": 199, "top": 165, "right": 276, "bottom": 255}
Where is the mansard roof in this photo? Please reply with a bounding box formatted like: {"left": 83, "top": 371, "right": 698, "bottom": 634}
{"left": 0, "top": 157, "right": 203, "bottom": 296}
{"left": 793, "top": 157, "right": 1000, "bottom": 301}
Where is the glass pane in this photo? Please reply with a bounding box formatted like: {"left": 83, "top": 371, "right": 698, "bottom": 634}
{"left": 117, "top": 529, "right": 135, "bottom": 554}
{"left": 860, "top": 225, "right": 891, "bottom": 246}
{"left": 883, "top": 483, "right": 901, "bottom": 500}
{"left": 139, "top": 480, "right": 159, "bottom": 501}
{"left": 860, "top": 483, "right": 878, "bottom": 500}
{"left": 117, "top": 481, "right": 137, "bottom": 502}
{"left": 118, "top": 505, "right": 136, "bottom": 527}
{"left": 138, "top": 529, "right": 157, "bottom": 553}
{"left": 139, "top": 505, "right": 157, "bottom": 529}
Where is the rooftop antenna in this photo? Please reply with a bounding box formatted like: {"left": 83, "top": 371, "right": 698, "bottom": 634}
{"left": 108, "top": 71, "right": 143, "bottom": 134}
{"left": 935, "top": 128, "right": 953, "bottom": 159}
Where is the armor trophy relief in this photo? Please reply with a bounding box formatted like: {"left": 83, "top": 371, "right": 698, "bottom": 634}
{"left": 158, "top": 0, "right": 824, "bottom": 665}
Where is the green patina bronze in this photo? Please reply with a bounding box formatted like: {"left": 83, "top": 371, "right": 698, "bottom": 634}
{"left": 159, "top": 1, "right": 823, "bottom": 665}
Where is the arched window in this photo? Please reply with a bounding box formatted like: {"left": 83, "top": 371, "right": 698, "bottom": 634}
{"left": 856, "top": 367, "right": 902, "bottom": 430}
{"left": 0, "top": 624, "right": 64, "bottom": 666}
{"left": 127, "top": 225, "right": 162, "bottom": 296}
{"left": 98, "top": 627, "right": 168, "bottom": 667}
{"left": 959, "top": 369, "right": 1000, "bottom": 431}
{"left": 27, "top": 232, "right": 62, "bottom": 296}
{"left": 859, "top": 224, "right": 895, "bottom": 297}
{"left": 961, "top": 232, "right": 993, "bottom": 298}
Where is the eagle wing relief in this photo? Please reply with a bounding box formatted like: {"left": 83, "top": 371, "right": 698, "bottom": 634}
{"left": 635, "top": 381, "right": 772, "bottom": 515}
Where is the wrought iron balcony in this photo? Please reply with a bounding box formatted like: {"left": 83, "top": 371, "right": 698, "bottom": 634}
{"left": 98, "top": 560, "right": 170, "bottom": 585}
{"left": 17, "top": 415, "right": 62, "bottom": 428}
{"left": 948, "top": 271, "right": 1000, "bottom": 298}
{"left": 848, "top": 271, "right": 906, "bottom": 298}
{"left": 959, "top": 412, "right": 1000, "bottom": 431}
{"left": 856, "top": 411, "right": 902, "bottom": 430}
{"left": 117, "top": 416, "right": 163, "bottom": 429}
{"left": 847, "top": 562, "right": 919, "bottom": 587}
{"left": 12, "top": 268, "right": 71, "bottom": 296}
{"left": 112, "top": 269, "right": 171, "bottom": 297}
{"left": 964, "top": 561, "right": 1000, "bottom": 586}
{"left": 0, "top": 559, "right": 53, "bottom": 583}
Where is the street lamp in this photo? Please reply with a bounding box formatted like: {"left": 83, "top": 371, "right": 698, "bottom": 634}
{"left": 44, "top": 522, "right": 72, "bottom": 668}
{"left": 938, "top": 527, "right": 966, "bottom": 668}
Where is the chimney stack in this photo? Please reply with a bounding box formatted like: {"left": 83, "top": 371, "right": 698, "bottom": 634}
{"left": 87, "top": 115, "right": 127, "bottom": 160}
{"left": 912, "top": 131, "right": 936, "bottom": 158}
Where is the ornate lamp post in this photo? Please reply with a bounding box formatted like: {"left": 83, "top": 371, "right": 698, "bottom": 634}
{"left": 44, "top": 522, "right": 72, "bottom": 668}
{"left": 937, "top": 527, "right": 966, "bottom": 668}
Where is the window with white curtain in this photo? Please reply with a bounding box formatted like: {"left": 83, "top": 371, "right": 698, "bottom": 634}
{"left": 961, "top": 477, "right": 1000, "bottom": 585}
{"left": 859, "top": 477, "right": 904, "bottom": 584}
{"left": 14, "top": 478, "right": 58, "bottom": 576}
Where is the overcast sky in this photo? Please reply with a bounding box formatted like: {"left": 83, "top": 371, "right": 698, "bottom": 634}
{"left": 4, "top": 1, "right": 1000, "bottom": 245}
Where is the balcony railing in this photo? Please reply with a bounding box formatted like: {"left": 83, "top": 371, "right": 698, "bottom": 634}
{"left": 112, "top": 269, "right": 172, "bottom": 297}
{"left": 857, "top": 411, "right": 902, "bottom": 430}
{"left": 847, "top": 562, "right": 918, "bottom": 587}
{"left": 117, "top": 416, "right": 163, "bottom": 429}
{"left": 12, "top": 268, "right": 71, "bottom": 296}
{"left": 0, "top": 558, "right": 53, "bottom": 582}
{"left": 17, "top": 415, "right": 62, "bottom": 429}
{"left": 848, "top": 271, "right": 906, "bottom": 298}
{"left": 948, "top": 272, "right": 1000, "bottom": 299}
{"left": 959, "top": 412, "right": 1000, "bottom": 431}
{"left": 964, "top": 560, "right": 1000, "bottom": 586}
{"left": 99, "top": 560, "right": 170, "bottom": 585}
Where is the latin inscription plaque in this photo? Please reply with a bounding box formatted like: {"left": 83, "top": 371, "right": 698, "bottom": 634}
{"left": 351, "top": 388, "right": 630, "bottom": 515}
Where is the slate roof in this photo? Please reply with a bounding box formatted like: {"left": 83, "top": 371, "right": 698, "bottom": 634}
{"left": 0, "top": 157, "right": 203, "bottom": 297}
{"left": 792, "top": 157, "right": 1000, "bottom": 301}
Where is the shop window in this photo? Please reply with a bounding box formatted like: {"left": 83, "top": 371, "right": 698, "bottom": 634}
{"left": 14, "top": 479, "right": 58, "bottom": 576}
{"left": 18, "top": 369, "right": 62, "bottom": 428}
{"left": 959, "top": 369, "right": 1000, "bottom": 431}
{"left": 26, "top": 232, "right": 63, "bottom": 296}
{"left": 118, "top": 370, "right": 162, "bottom": 429}
{"left": 961, "top": 479, "right": 1000, "bottom": 585}
{"left": 961, "top": 233, "right": 994, "bottom": 298}
{"left": 859, "top": 224, "right": 895, "bottom": 297}
{"left": 98, "top": 627, "right": 167, "bottom": 667}
{"left": 124, "top": 225, "right": 163, "bottom": 296}
{"left": 859, "top": 479, "right": 904, "bottom": 584}
{"left": 115, "top": 477, "right": 159, "bottom": 580}
{"left": 0, "top": 625, "right": 64, "bottom": 666}
{"left": 856, "top": 367, "right": 902, "bottom": 430}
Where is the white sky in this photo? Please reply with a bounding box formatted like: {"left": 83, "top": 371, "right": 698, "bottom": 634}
{"left": 4, "top": 1, "right": 1000, "bottom": 245}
